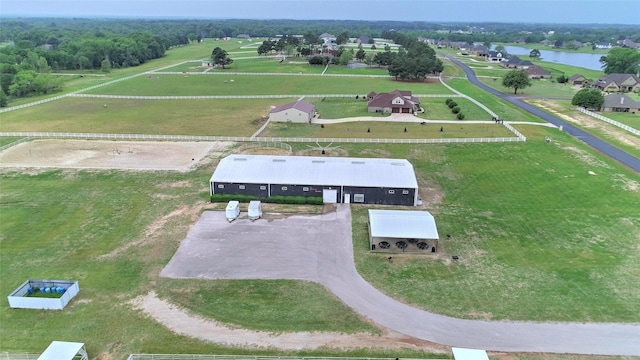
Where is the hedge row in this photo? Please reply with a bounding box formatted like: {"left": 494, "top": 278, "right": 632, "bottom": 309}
{"left": 211, "top": 194, "right": 323, "bottom": 205}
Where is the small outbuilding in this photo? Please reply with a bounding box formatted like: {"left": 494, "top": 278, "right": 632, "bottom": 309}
{"left": 8, "top": 279, "right": 80, "bottom": 310}
{"left": 38, "top": 341, "right": 88, "bottom": 360}
{"left": 368, "top": 209, "right": 439, "bottom": 253}
{"left": 269, "top": 100, "right": 316, "bottom": 123}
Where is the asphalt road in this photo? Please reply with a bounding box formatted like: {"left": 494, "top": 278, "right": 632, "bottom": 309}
{"left": 443, "top": 54, "right": 640, "bottom": 173}
{"left": 162, "top": 208, "right": 640, "bottom": 356}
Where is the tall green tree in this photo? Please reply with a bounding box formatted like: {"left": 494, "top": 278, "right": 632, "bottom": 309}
{"left": 211, "top": 47, "right": 233, "bottom": 69}
{"left": 502, "top": 69, "right": 532, "bottom": 94}
{"left": 336, "top": 32, "right": 349, "bottom": 45}
{"left": 529, "top": 49, "right": 541, "bottom": 60}
{"left": 599, "top": 48, "right": 640, "bottom": 74}
{"left": 571, "top": 89, "right": 604, "bottom": 110}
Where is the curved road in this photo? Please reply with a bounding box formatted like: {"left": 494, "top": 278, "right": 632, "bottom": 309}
{"left": 319, "top": 206, "right": 640, "bottom": 356}
{"left": 443, "top": 54, "right": 640, "bottom": 173}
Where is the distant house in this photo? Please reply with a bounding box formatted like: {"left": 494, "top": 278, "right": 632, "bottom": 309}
{"left": 619, "top": 39, "right": 639, "bottom": 49}
{"left": 269, "top": 100, "right": 316, "bottom": 123}
{"left": 486, "top": 51, "right": 505, "bottom": 62}
{"left": 357, "top": 35, "right": 371, "bottom": 44}
{"left": 595, "top": 42, "right": 612, "bottom": 49}
{"left": 502, "top": 55, "right": 533, "bottom": 69}
{"left": 594, "top": 74, "right": 640, "bottom": 93}
{"left": 319, "top": 33, "right": 336, "bottom": 42}
{"left": 568, "top": 74, "right": 589, "bottom": 87}
{"left": 237, "top": 34, "right": 251, "bottom": 40}
{"left": 471, "top": 44, "right": 489, "bottom": 57}
{"left": 525, "top": 65, "right": 552, "bottom": 79}
{"left": 367, "top": 90, "right": 421, "bottom": 114}
{"left": 601, "top": 93, "right": 640, "bottom": 114}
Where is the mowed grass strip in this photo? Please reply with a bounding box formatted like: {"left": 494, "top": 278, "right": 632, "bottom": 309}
{"left": 159, "top": 279, "right": 379, "bottom": 333}
{"left": 352, "top": 129, "right": 640, "bottom": 322}
{"left": 84, "top": 73, "right": 454, "bottom": 96}
{"left": 260, "top": 122, "right": 515, "bottom": 139}
{"left": 0, "top": 97, "right": 297, "bottom": 136}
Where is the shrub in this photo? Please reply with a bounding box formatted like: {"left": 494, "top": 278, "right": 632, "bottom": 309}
{"left": 445, "top": 98, "right": 453, "bottom": 106}
{"left": 451, "top": 106, "right": 460, "bottom": 114}
{"left": 457, "top": 113, "right": 465, "bottom": 120}
{"left": 447, "top": 101, "right": 458, "bottom": 109}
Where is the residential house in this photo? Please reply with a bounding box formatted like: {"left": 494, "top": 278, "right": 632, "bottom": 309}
{"left": 594, "top": 74, "right": 640, "bottom": 93}
{"left": 525, "top": 65, "right": 552, "bottom": 79}
{"left": 367, "top": 90, "right": 421, "bottom": 114}
{"left": 502, "top": 55, "right": 533, "bottom": 69}
{"left": 319, "top": 33, "right": 336, "bottom": 42}
{"left": 601, "top": 93, "right": 640, "bottom": 114}
{"left": 471, "top": 44, "right": 489, "bottom": 57}
{"left": 595, "top": 42, "right": 612, "bottom": 49}
{"left": 619, "top": 39, "right": 639, "bottom": 49}
{"left": 269, "top": 100, "right": 316, "bottom": 123}
{"left": 357, "top": 35, "right": 371, "bottom": 44}
{"left": 486, "top": 50, "right": 505, "bottom": 62}
{"left": 568, "top": 74, "right": 589, "bottom": 87}
{"left": 237, "top": 34, "right": 251, "bottom": 40}
{"left": 319, "top": 33, "right": 337, "bottom": 52}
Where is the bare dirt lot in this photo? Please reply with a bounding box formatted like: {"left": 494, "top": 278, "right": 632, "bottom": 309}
{"left": 0, "top": 139, "right": 235, "bottom": 171}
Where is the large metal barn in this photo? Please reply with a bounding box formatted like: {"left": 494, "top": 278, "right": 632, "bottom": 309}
{"left": 210, "top": 154, "right": 419, "bottom": 206}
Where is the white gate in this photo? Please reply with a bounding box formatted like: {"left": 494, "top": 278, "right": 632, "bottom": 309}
{"left": 323, "top": 189, "right": 338, "bottom": 203}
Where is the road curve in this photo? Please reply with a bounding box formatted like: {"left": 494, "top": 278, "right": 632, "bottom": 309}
{"left": 442, "top": 54, "right": 640, "bottom": 173}
{"left": 320, "top": 205, "right": 640, "bottom": 356}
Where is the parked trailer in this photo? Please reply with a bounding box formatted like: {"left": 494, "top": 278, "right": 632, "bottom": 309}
{"left": 248, "top": 200, "right": 262, "bottom": 221}
{"left": 225, "top": 201, "right": 240, "bottom": 222}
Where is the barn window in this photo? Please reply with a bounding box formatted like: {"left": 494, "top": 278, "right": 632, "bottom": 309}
{"left": 303, "top": 187, "right": 309, "bottom": 192}
{"left": 239, "top": 185, "right": 246, "bottom": 190}
{"left": 354, "top": 194, "right": 365, "bottom": 202}
{"left": 217, "top": 184, "right": 225, "bottom": 189}
{"left": 281, "top": 186, "right": 288, "bottom": 191}
{"left": 260, "top": 185, "right": 267, "bottom": 190}
{"left": 402, "top": 190, "right": 409, "bottom": 195}
{"left": 388, "top": 190, "right": 395, "bottom": 194}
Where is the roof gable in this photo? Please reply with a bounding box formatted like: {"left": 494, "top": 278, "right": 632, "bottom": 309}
{"left": 270, "top": 100, "right": 315, "bottom": 115}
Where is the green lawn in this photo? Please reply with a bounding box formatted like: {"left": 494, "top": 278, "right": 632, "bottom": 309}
{"left": 260, "top": 122, "right": 515, "bottom": 139}
{"left": 84, "top": 73, "right": 454, "bottom": 96}
{"left": 0, "top": 137, "right": 23, "bottom": 147}
{"left": 600, "top": 111, "right": 640, "bottom": 129}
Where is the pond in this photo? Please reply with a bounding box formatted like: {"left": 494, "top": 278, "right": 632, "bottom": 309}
{"left": 500, "top": 45, "right": 604, "bottom": 71}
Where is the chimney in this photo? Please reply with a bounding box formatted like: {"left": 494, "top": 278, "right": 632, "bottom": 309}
{"left": 621, "top": 96, "right": 624, "bottom": 105}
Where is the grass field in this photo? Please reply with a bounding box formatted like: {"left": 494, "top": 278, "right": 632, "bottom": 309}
{"left": 260, "top": 122, "right": 515, "bottom": 139}
{"left": 2, "top": 39, "right": 640, "bottom": 360}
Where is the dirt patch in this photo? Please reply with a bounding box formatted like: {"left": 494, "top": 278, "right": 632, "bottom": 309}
{"left": 527, "top": 99, "right": 640, "bottom": 150}
{"left": 295, "top": 148, "right": 349, "bottom": 157}
{"left": 0, "top": 140, "right": 235, "bottom": 171}
{"left": 131, "top": 291, "right": 448, "bottom": 353}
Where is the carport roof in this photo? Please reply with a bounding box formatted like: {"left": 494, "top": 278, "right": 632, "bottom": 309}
{"left": 38, "top": 341, "right": 86, "bottom": 360}
{"left": 452, "top": 347, "right": 489, "bottom": 360}
{"left": 368, "top": 209, "right": 439, "bottom": 239}
{"left": 211, "top": 155, "right": 418, "bottom": 189}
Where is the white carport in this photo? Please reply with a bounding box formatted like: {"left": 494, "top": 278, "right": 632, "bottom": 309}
{"left": 368, "top": 209, "right": 439, "bottom": 253}
{"left": 38, "top": 341, "right": 88, "bottom": 360}
{"left": 452, "top": 347, "right": 489, "bottom": 360}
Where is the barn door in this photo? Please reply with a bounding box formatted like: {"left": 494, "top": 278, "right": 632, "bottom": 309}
{"left": 323, "top": 189, "right": 337, "bottom": 203}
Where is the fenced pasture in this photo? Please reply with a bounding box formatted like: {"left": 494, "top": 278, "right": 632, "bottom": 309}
{"left": 83, "top": 73, "right": 455, "bottom": 97}
{"left": 261, "top": 122, "right": 515, "bottom": 139}
{"left": 0, "top": 97, "right": 293, "bottom": 136}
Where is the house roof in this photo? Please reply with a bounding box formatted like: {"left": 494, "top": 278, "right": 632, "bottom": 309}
{"left": 603, "top": 93, "right": 640, "bottom": 109}
{"left": 368, "top": 90, "right": 419, "bottom": 108}
{"left": 526, "top": 65, "right": 551, "bottom": 76}
{"left": 597, "top": 73, "right": 640, "bottom": 87}
{"left": 358, "top": 35, "right": 370, "bottom": 43}
{"left": 368, "top": 210, "right": 439, "bottom": 240}
{"left": 319, "top": 33, "right": 336, "bottom": 40}
{"left": 210, "top": 155, "right": 419, "bottom": 189}
{"left": 270, "top": 100, "right": 315, "bottom": 115}
{"left": 38, "top": 341, "right": 85, "bottom": 360}
{"left": 569, "top": 74, "right": 586, "bottom": 81}
{"left": 488, "top": 50, "right": 503, "bottom": 57}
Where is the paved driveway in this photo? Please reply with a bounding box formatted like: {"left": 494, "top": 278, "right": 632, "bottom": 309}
{"left": 161, "top": 206, "right": 640, "bottom": 355}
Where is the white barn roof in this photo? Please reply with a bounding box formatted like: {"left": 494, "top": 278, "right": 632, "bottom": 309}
{"left": 452, "top": 347, "right": 489, "bottom": 360}
{"left": 369, "top": 210, "right": 439, "bottom": 239}
{"left": 211, "top": 155, "right": 418, "bottom": 189}
{"left": 38, "top": 341, "right": 86, "bottom": 360}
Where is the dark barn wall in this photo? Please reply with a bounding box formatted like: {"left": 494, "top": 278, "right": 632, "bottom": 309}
{"left": 270, "top": 184, "right": 341, "bottom": 199}
{"left": 344, "top": 186, "right": 416, "bottom": 206}
{"left": 212, "top": 182, "right": 269, "bottom": 198}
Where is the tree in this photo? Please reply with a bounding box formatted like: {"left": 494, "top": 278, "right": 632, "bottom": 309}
{"left": 371, "top": 44, "right": 377, "bottom": 51}
{"left": 100, "top": 59, "right": 111, "bottom": 73}
{"left": 599, "top": 48, "right": 640, "bottom": 74}
{"left": 338, "top": 50, "right": 353, "bottom": 66}
{"left": 336, "top": 32, "right": 349, "bottom": 45}
{"left": 529, "top": 49, "right": 541, "bottom": 60}
{"left": 0, "top": 90, "right": 7, "bottom": 107}
{"left": 495, "top": 44, "right": 506, "bottom": 54}
{"left": 355, "top": 48, "right": 366, "bottom": 61}
{"left": 211, "top": 47, "right": 233, "bottom": 69}
{"left": 502, "top": 69, "right": 532, "bottom": 94}
{"left": 571, "top": 88, "right": 604, "bottom": 110}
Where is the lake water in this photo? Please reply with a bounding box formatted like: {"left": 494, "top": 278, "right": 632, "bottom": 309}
{"left": 500, "top": 45, "right": 604, "bottom": 71}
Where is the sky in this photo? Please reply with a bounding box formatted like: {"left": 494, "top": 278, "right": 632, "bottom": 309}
{"left": 1, "top": 0, "right": 639, "bottom": 25}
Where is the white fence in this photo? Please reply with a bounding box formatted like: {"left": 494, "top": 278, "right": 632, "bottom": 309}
{"left": 576, "top": 107, "right": 640, "bottom": 136}
{"left": 0, "top": 354, "right": 39, "bottom": 360}
{"left": 0, "top": 137, "right": 30, "bottom": 152}
{"left": 127, "top": 356, "right": 440, "bottom": 360}
{"left": 439, "top": 75, "right": 499, "bottom": 119}
{"left": 69, "top": 94, "right": 463, "bottom": 100}
{"left": 0, "top": 132, "right": 525, "bottom": 144}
